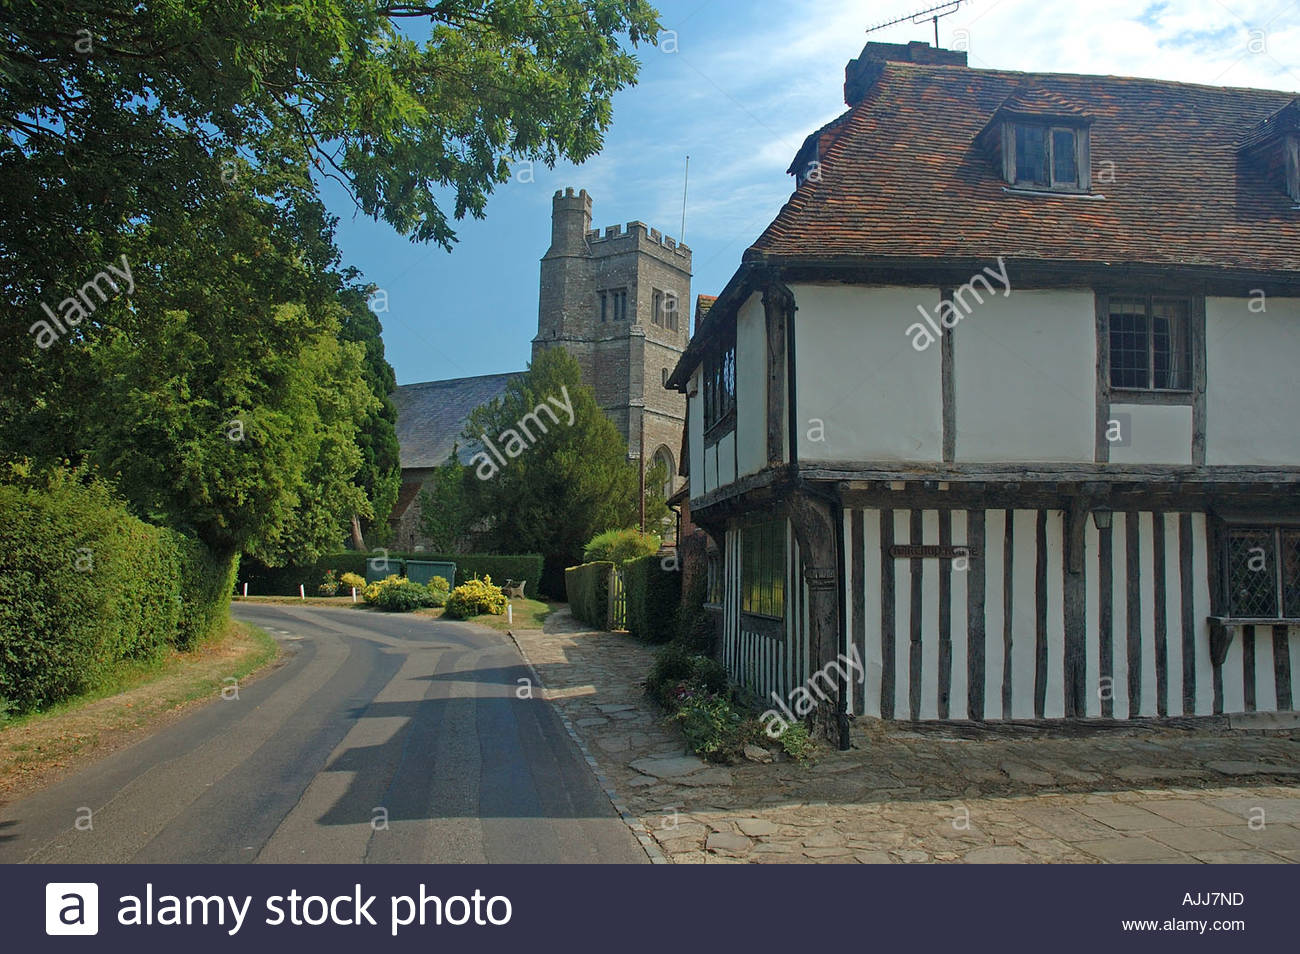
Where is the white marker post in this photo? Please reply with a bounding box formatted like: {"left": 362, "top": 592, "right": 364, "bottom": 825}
{"left": 243, "top": 582, "right": 248, "bottom": 597}
{"left": 299, "top": 583, "right": 305, "bottom": 601}
{"left": 351, "top": 587, "right": 358, "bottom": 603}
{"left": 507, "top": 603, "right": 513, "bottom": 625}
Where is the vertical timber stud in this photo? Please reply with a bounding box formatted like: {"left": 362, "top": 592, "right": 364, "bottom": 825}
{"left": 763, "top": 279, "right": 792, "bottom": 467}
{"left": 1063, "top": 497, "right": 1087, "bottom": 717}
{"left": 788, "top": 488, "right": 845, "bottom": 746}
{"left": 940, "top": 287, "right": 956, "bottom": 463}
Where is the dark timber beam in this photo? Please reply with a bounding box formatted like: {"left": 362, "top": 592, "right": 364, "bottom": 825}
{"left": 763, "top": 279, "right": 793, "bottom": 467}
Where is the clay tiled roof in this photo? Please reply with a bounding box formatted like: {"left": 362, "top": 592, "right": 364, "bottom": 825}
{"left": 749, "top": 62, "right": 1300, "bottom": 274}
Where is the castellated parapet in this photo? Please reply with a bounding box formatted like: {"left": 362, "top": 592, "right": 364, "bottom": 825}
{"left": 534, "top": 189, "right": 691, "bottom": 492}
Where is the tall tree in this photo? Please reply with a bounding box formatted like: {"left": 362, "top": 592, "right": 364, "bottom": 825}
{"left": 1, "top": 0, "right": 659, "bottom": 564}
{"left": 462, "top": 348, "right": 666, "bottom": 586}
{"left": 417, "top": 449, "right": 470, "bottom": 552}
{"left": 337, "top": 283, "right": 402, "bottom": 548}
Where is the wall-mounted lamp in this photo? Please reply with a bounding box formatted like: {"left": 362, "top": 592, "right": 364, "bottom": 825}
{"left": 1091, "top": 508, "right": 1113, "bottom": 531}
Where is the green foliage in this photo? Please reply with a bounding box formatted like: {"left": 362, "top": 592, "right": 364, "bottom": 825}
{"left": 646, "top": 643, "right": 727, "bottom": 708}
{"left": 463, "top": 349, "right": 668, "bottom": 595}
{"left": 362, "top": 574, "right": 404, "bottom": 605}
{"left": 339, "top": 572, "right": 367, "bottom": 594}
{"left": 427, "top": 576, "right": 451, "bottom": 608}
{"left": 337, "top": 284, "right": 401, "bottom": 543}
{"left": 0, "top": 472, "right": 226, "bottom": 712}
{"left": 775, "top": 722, "right": 816, "bottom": 763}
{"left": 673, "top": 693, "right": 748, "bottom": 759}
{"left": 374, "top": 579, "right": 436, "bottom": 613}
{"left": 317, "top": 570, "right": 341, "bottom": 597}
{"left": 444, "top": 577, "right": 508, "bottom": 620}
{"left": 564, "top": 561, "right": 615, "bottom": 630}
{"left": 623, "top": 553, "right": 682, "bottom": 644}
{"left": 172, "top": 533, "right": 237, "bottom": 651}
{"left": 4, "top": 0, "right": 660, "bottom": 574}
{"left": 583, "top": 528, "right": 661, "bottom": 565}
{"left": 418, "top": 452, "right": 470, "bottom": 552}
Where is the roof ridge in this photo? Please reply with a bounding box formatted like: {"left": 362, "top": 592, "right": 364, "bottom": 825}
{"left": 396, "top": 370, "right": 523, "bottom": 390}
{"left": 879, "top": 58, "right": 1299, "bottom": 98}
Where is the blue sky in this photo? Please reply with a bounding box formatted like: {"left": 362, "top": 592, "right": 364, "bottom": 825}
{"left": 321, "top": 0, "right": 1300, "bottom": 387}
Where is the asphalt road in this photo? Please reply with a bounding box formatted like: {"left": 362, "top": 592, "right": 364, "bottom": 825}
{"left": 0, "top": 605, "right": 648, "bottom": 864}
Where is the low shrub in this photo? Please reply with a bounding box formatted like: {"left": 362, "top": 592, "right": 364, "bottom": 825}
{"left": 316, "top": 569, "right": 340, "bottom": 597}
{"left": 374, "top": 578, "right": 436, "bottom": 612}
{"left": 444, "top": 576, "right": 507, "bottom": 619}
{"left": 582, "top": 528, "right": 660, "bottom": 565}
{"left": 774, "top": 721, "right": 815, "bottom": 762}
{"left": 673, "top": 692, "right": 750, "bottom": 759}
{"left": 427, "top": 575, "right": 450, "bottom": 608}
{"left": 564, "top": 561, "right": 614, "bottom": 629}
{"left": 362, "top": 574, "right": 403, "bottom": 605}
{"left": 338, "top": 572, "right": 366, "bottom": 594}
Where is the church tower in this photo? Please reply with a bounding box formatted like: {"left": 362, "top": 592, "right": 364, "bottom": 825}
{"left": 533, "top": 188, "right": 691, "bottom": 495}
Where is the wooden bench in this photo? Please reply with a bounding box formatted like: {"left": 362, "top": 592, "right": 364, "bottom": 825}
{"left": 502, "top": 579, "right": 526, "bottom": 599}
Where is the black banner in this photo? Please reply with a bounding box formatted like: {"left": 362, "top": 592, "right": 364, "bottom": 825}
{"left": 7, "top": 864, "right": 1285, "bottom": 951}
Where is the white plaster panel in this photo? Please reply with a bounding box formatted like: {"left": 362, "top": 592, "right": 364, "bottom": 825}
{"left": 1206, "top": 296, "right": 1300, "bottom": 465}
{"left": 954, "top": 289, "right": 1095, "bottom": 462}
{"left": 1107, "top": 403, "right": 1192, "bottom": 465}
{"left": 791, "top": 284, "right": 943, "bottom": 462}
{"left": 717, "top": 431, "right": 736, "bottom": 486}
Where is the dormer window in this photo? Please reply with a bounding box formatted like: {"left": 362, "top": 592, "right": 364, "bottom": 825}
{"left": 1007, "top": 121, "right": 1089, "bottom": 192}
{"left": 1238, "top": 99, "right": 1300, "bottom": 206}
{"left": 980, "top": 88, "right": 1096, "bottom": 196}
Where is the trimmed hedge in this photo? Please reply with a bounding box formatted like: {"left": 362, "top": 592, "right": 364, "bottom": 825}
{"left": 623, "top": 553, "right": 682, "bottom": 644}
{"left": 565, "top": 561, "right": 615, "bottom": 630}
{"left": 0, "top": 475, "right": 230, "bottom": 712}
{"left": 238, "top": 552, "right": 543, "bottom": 598}
{"left": 174, "top": 535, "right": 237, "bottom": 650}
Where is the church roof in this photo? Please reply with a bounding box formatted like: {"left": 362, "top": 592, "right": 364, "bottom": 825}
{"left": 391, "top": 371, "right": 523, "bottom": 470}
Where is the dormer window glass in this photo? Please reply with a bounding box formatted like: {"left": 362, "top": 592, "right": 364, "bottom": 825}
{"left": 1010, "top": 122, "right": 1085, "bottom": 191}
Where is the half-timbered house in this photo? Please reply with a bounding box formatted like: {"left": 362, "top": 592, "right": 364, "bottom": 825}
{"left": 667, "top": 41, "right": 1300, "bottom": 741}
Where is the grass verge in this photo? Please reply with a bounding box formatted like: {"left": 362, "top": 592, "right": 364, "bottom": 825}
{"left": 0, "top": 619, "right": 279, "bottom": 799}
{"left": 416, "top": 598, "right": 556, "bottom": 632}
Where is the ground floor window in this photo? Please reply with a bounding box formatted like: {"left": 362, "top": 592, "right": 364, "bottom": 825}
{"left": 705, "top": 549, "right": 723, "bottom": 606}
{"left": 741, "top": 518, "right": 785, "bottom": 619}
{"left": 1226, "top": 526, "right": 1300, "bottom": 619}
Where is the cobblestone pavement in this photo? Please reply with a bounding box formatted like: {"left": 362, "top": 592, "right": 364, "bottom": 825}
{"left": 512, "top": 610, "right": 1300, "bottom": 863}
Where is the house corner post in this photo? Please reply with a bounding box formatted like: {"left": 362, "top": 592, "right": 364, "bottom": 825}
{"left": 787, "top": 488, "right": 846, "bottom": 745}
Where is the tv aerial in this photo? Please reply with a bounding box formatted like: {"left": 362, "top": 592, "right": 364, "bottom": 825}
{"left": 865, "top": 1, "right": 970, "bottom": 47}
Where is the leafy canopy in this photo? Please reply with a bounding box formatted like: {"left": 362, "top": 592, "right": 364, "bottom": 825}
{"left": 1, "top": 0, "right": 659, "bottom": 561}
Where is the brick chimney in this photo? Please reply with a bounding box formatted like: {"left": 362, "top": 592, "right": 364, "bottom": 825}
{"left": 844, "top": 40, "right": 968, "bottom": 106}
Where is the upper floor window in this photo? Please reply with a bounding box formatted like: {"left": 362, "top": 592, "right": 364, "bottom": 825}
{"left": 741, "top": 518, "right": 785, "bottom": 619}
{"left": 1226, "top": 526, "right": 1300, "bottom": 619}
{"left": 650, "top": 289, "right": 678, "bottom": 331}
{"left": 599, "top": 288, "right": 628, "bottom": 322}
{"left": 1108, "top": 296, "right": 1192, "bottom": 391}
{"left": 702, "top": 343, "right": 735, "bottom": 432}
{"left": 1010, "top": 122, "right": 1087, "bottom": 192}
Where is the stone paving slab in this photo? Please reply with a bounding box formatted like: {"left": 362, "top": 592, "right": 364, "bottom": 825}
{"left": 512, "top": 610, "right": 1300, "bottom": 864}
